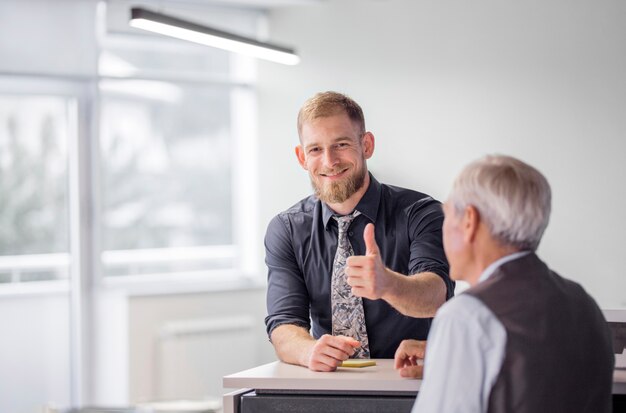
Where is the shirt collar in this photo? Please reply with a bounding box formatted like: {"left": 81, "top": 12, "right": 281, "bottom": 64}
{"left": 478, "top": 250, "right": 532, "bottom": 283}
{"left": 322, "top": 172, "right": 381, "bottom": 229}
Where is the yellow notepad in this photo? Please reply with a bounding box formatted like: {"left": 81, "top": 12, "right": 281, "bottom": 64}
{"left": 340, "top": 360, "right": 377, "bottom": 368}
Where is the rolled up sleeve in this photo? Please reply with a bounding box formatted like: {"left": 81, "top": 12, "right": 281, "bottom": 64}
{"left": 264, "top": 215, "right": 311, "bottom": 338}
{"left": 408, "top": 199, "right": 453, "bottom": 299}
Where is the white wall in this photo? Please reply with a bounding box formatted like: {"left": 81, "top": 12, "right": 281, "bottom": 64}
{"left": 257, "top": 0, "right": 626, "bottom": 308}
{"left": 0, "top": 0, "right": 98, "bottom": 76}
{"left": 0, "top": 294, "right": 72, "bottom": 413}
{"left": 127, "top": 288, "right": 273, "bottom": 404}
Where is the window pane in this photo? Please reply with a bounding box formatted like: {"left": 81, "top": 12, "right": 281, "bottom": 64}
{"left": 0, "top": 95, "right": 70, "bottom": 282}
{"left": 99, "top": 80, "right": 234, "bottom": 276}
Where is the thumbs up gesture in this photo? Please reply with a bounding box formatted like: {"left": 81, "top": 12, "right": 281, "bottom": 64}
{"left": 346, "top": 223, "right": 391, "bottom": 300}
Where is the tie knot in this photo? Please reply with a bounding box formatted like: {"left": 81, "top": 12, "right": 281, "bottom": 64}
{"left": 333, "top": 210, "right": 360, "bottom": 233}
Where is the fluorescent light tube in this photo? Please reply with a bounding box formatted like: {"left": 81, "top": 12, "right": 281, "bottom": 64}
{"left": 130, "top": 7, "right": 300, "bottom": 65}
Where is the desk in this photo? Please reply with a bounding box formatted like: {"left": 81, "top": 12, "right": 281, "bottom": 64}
{"left": 224, "top": 360, "right": 626, "bottom": 413}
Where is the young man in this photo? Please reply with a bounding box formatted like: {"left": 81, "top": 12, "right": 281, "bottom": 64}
{"left": 397, "top": 155, "right": 614, "bottom": 412}
{"left": 264, "top": 91, "right": 453, "bottom": 371}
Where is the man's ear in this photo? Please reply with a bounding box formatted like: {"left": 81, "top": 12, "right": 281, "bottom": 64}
{"left": 295, "top": 145, "right": 308, "bottom": 170}
{"left": 362, "top": 132, "right": 375, "bottom": 159}
{"left": 463, "top": 205, "right": 480, "bottom": 243}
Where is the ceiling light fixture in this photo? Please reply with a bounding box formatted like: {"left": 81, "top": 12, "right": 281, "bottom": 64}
{"left": 130, "top": 7, "right": 300, "bottom": 65}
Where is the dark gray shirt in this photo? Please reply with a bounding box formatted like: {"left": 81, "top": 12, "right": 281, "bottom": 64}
{"left": 264, "top": 174, "right": 452, "bottom": 358}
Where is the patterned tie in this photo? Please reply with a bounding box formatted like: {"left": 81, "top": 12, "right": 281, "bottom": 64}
{"left": 331, "top": 210, "right": 370, "bottom": 359}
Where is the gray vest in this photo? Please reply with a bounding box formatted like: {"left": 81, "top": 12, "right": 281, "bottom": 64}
{"left": 466, "top": 253, "right": 614, "bottom": 413}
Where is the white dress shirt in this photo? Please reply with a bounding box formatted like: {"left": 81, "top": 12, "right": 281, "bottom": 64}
{"left": 412, "top": 251, "right": 530, "bottom": 413}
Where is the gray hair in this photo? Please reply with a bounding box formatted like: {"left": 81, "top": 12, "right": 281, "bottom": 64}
{"left": 448, "top": 155, "right": 552, "bottom": 251}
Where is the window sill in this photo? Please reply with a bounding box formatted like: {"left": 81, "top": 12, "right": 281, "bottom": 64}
{"left": 0, "top": 270, "right": 266, "bottom": 297}
{"left": 0, "top": 279, "right": 70, "bottom": 297}
{"left": 99, "top": 269, "right": 266, "bottom": 296}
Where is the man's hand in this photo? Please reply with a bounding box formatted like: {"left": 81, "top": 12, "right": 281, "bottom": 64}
{"left": 271, "top": 325, "right": 362, "bottom": 372}
{"left": 394, "top": 339, "right": 426, "bottom": 378}
{"left": 345, "top": 223, "right": 446, "bottom": 318}
{"left": 346, "top": 223, "right": 391, "bottom": 300}
{"left": 305, "top": 334, "right": 361, "bottom": 372}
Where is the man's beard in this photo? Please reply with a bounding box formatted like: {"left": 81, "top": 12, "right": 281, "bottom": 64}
{"left": 311, "top": 163, "right": 367, "bottom": 204}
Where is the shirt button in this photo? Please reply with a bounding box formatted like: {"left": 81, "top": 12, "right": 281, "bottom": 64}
{"left": 349, "top": 231, "right": 353, "bottom": 236}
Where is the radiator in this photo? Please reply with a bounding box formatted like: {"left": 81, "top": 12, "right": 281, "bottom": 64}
{"left": 154, "top": 315, "right": 256, "bottom": 401}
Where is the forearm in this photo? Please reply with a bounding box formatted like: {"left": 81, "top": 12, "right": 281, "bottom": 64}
{"left": 270, "top": 324, "right": 316, "bottom": 367}
{"left": 382, "top": 271, "right": 447, "bottom": 318}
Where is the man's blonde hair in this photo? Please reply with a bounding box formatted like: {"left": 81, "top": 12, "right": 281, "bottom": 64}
{"left": 449, "top": 155, "right": 552, "bottom": 251}
{"left": 297, "top": 91, "right": 366, "bottom": 139}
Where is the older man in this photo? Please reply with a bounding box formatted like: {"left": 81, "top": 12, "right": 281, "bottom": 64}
{"left": 396, "top": 155, "right": 614, "bottom": 412}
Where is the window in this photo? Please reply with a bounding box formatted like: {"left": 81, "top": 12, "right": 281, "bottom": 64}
{"left": 0, "top": 94, "right": 72, "bottom": 283}
{"left": 0, "top": 78, "right": 83, "bottom": 413}
{"left": 100, "top": 81, "right": 237, "bottom": 277}
{"left": 0, "top": 2, "right": 261, "bottom": 410}
{"left": 98, "top": 16, "right": 257, "bottom": 280}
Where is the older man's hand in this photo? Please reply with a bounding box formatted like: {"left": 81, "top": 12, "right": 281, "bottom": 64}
{"left": 394, "top": 339, "right": 426, "bottom": 378}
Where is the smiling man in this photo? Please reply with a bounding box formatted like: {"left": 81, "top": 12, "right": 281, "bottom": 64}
{"left": 264, "top": 91, "right": 453, "bottom": 371}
